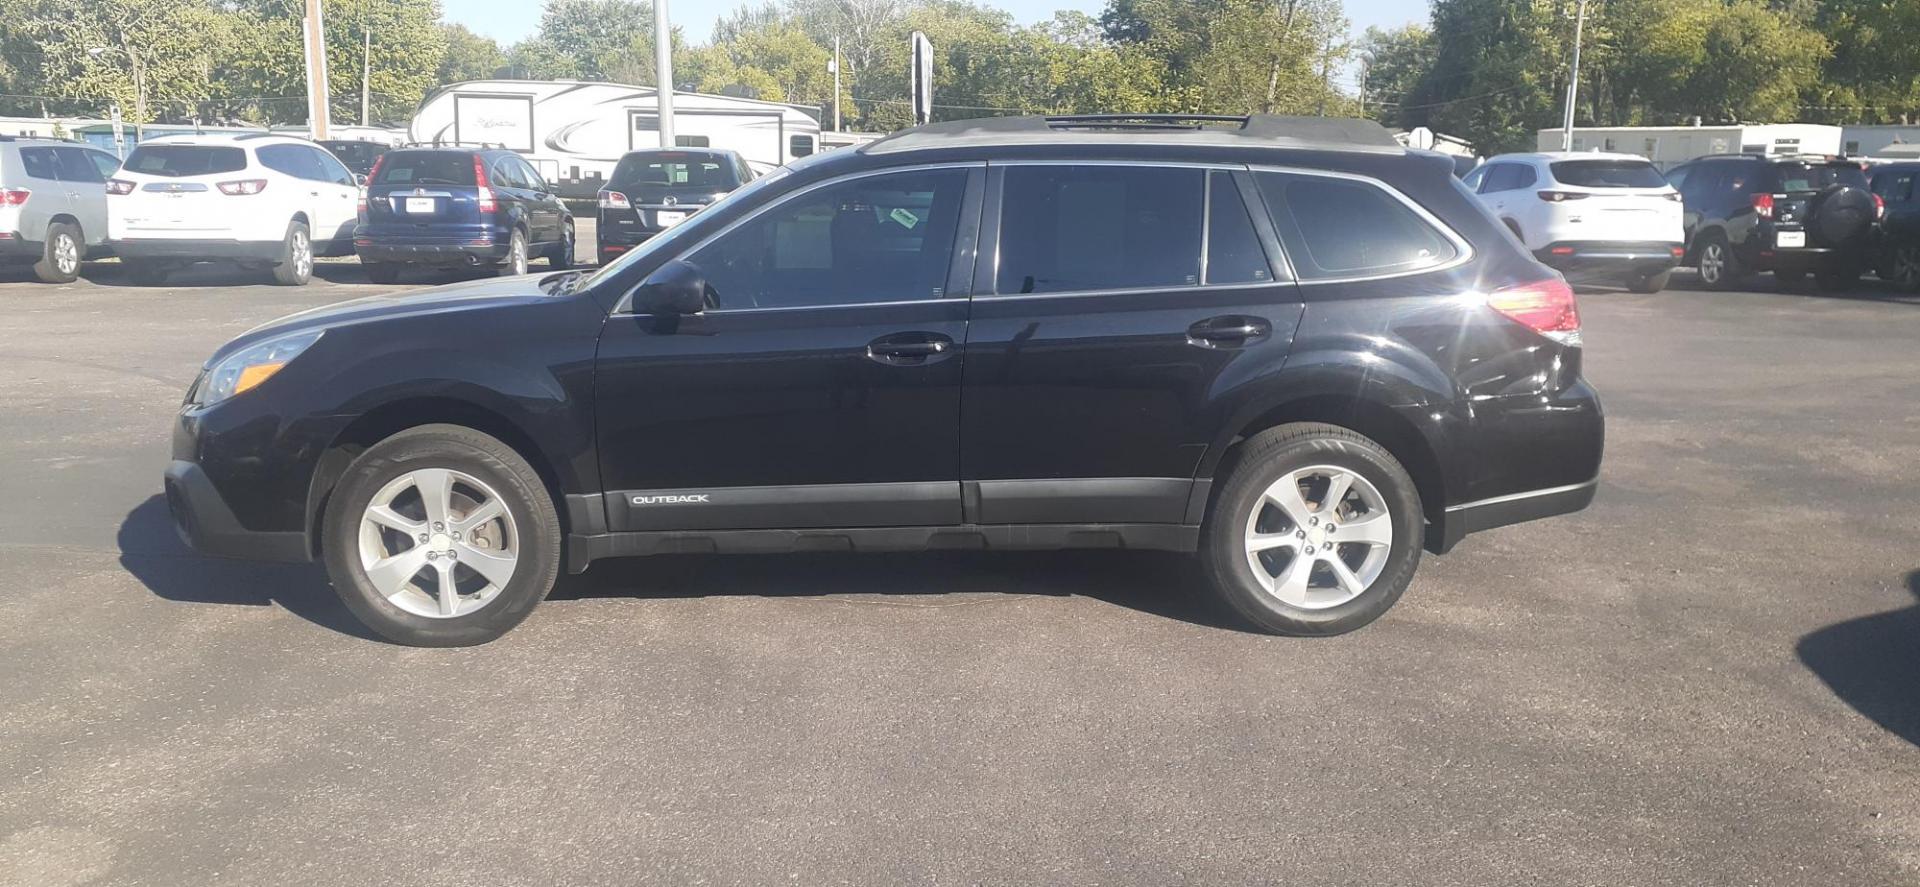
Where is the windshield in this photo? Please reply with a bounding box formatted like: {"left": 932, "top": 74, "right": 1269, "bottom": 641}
{"left": 610, "top": 153, "right": 741, "bottom": 190}
{"left": 577, "top": 162, "right": 801, "bottom": 293}
{"left": 124, "top": 145, "right": 247, "bottom": 178}
{"left": 372, "top": 151, "right": 475, "bottom": 186}
{"left": 1550, "top": 160, "right": 1667, "bottom": 188}
{"left": 1774, "top": 163, "right": 1869, "bottom": 193}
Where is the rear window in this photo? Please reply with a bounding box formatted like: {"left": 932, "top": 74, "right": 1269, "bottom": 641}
{"left": 372, "top": 151, "right": 476, "bottom": 186}
{"left": 1772, "top": 162, "right": 1869, "bottom": 193}
{"left": 609, "top": 153, "right": 740, "bottom": 189}
{"left": 123, "top": 145, "right": 247, "bottom": 178}
{"left": 1550, "top": 160, "right": 1668, "bottom": 188}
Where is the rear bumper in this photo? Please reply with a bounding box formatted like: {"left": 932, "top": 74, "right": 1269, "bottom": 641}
{"left": 1536, "top": 242, "right": 1681, "bottom": 274}
{"left": 354, "top": 228, "right": 512, "bottom": 265}
{"left": 164, "top": 459, "right": 309, "bottom": 563}
{"left": 1433, "top": 478, "right": 1598, "bottom": 551}
{"left": 112, "top": 238, "right": 282, "bottom": 261}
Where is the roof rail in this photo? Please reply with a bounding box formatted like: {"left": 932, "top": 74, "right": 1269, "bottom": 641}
{"left": 0, "top": 134, "right": 83, "bottom": 144}
{"left": 400, "top": 140, "right": 507, "bottom": 150}
{"left": 862, "top": 114, "right": 1402, "bottom": 155}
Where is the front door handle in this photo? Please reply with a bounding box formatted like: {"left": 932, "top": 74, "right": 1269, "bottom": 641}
{"left": 867, "top": 332, "right": 955, "bottom": 366}
{"left": 1187, "top": 316, "right": 1271, "bottom": 349}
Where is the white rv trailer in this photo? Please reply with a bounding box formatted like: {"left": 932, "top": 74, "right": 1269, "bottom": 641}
{"left": 409, "top": 80, "right": 824, "bottom": 198}
{"left": 1536, "top": 124, "right": 1843, "bottom": 169}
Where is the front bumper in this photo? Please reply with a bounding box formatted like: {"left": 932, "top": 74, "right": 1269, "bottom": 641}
{"left": 1536, "top": 241, "right": 1681, "bottom": 275}
{"left": 164, "top": 460, "right": 309, "bottom": 562}
{"left": 112, "top": 238, "right": 283, "bottom": 261}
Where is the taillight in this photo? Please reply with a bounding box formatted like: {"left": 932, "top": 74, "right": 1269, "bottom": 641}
{"left": 473, "top": 155, "right": 497, "bottom": 214}
{"left": 1488, "top": 277, "right": 1581, "bottom": 346}
{"left": 1751, "top": 193, "right": 1774, "bottom": 220}
{"left": 106, "top": 179, "right": 134, "bottom": 196}
{"left": 598, "top": 189, "right": 631, "bottom": 209}
{"left": 1874, "top": 193, "right": 1886, "bottom": 220}
{"left": 0, "top": 189, "right": 29, "bottom": 206}
{"left": 1537, "top": 190, "right": 1590, "bottom": 202}
{"left": 216, "top": 179, "right": 268, "bottom": 196}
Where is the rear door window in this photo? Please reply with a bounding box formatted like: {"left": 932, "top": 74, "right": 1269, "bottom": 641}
{"left": 996, "top": 165, "right": 1204, "bottom": 295}
{"left": 488, "top": 156, "right": 528, "bottom": 189}
{"left": 372, "top": 152, "right": 477, "bottom": 186}
{"left": 1550, "top": 160, "right": 1668, "bottom": 188}
{"left": 1256, "top": 172, "right": 1459, "bottom": 280}
{"left": 53, "top": 147, "right": 107, "bottom": 183}
{"left": 124, "top": 145, "right": 247, "bottom": 177}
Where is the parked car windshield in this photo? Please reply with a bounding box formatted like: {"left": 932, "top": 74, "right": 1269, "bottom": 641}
{"left": 371, "top": 151, "right": 476, "bottom": 186}
{"left": 1773, "top": 162, "right": 1869, "bottom": 193}
{"left": 1550, "top": 160, "right": 1668, "bottom": 188}
{"left": 123, "top": 145, "right": 247, "bottom": 178}
{"left": 609, "top": 153, "right": 742, "bottom": 190}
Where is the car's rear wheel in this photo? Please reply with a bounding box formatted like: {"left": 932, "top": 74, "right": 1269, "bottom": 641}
{"left": 549, "top": 221, "right": 574, "bottom": 269}
{"left": 1626, "top": 269, "right": 1670, "bottom": 294}
{"left": 34, "top": 221, "right": 82, "bottom": 283}
{"left": 498, "top": 228, "right": 528, "bottom": 277}
{"left": 364, "top": 263, "right": 401, "bottom": 285}
{"left": 270, "top": 221, "right": 313, "bottom": 286}
{"left": 1696, "top": 234, "right": 1743, "bottom": 290}
{"left": 1200, "top": 423, "right": 1423, "bottom": 636}
{"left": 322, "top": 424, "right": 560, "bottom": 647}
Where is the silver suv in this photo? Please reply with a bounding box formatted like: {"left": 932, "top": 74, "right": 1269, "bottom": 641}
{"left": 0, "top": 137, "right": 121, "bottom": 282}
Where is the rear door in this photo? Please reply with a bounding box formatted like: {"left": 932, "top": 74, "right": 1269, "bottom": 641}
{"left": 113, "top": 144, "right": 251, "bottom": 239}
{"left": 365, "top": 150, "right": 481, "bottom": 229}
{"left": 17, "top": 147, "right": 71, "bottom": 242}
{"left": 304, "top": 146, "right": 361, "bottom": 246}
{"left": 1767, "top": 161, "right": 1873, "bottom": 249}
{"left": 515, "top": 156, "right": 563, "bottom": 242}
{"left": 51, "top": 147, "right": 110, "bottom": 247}
{"left": 959, "top": 162, "right": 1301, "bottom": 525}
{"left": 1545, "top": 158, "right": 1682, "bottom": 243}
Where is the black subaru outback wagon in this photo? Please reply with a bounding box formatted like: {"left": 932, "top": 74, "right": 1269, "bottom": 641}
{"left": 165, "top": 115, "right": 1604, "bottom": 646}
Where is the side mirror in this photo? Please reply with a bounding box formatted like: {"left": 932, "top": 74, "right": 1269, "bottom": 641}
{"left": 633, "top": 260, "right": 710, "bottom": 316}
{"left": 354, "top": 174, "right": 368, "bottom": 187}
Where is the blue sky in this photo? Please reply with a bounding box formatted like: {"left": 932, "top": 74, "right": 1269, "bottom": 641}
{"left": 439, "top": 0, "right": 1431, "bottom": 47}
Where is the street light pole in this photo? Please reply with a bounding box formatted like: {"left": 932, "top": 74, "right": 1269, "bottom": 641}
{"left": 1560, "top": 0, "right": 1587, "bottom": 151}
{"left": 654, "top": 0, "right": 675, "bottom": 148}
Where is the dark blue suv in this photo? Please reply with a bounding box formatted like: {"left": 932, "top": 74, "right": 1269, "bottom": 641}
{"left": 354, "top": 146, "right": 574, "bottom": 283}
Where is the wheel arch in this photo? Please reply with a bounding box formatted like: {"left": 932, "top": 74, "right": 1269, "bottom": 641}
{"left": 305, "top": 396, "right": 569, "bottom": 559}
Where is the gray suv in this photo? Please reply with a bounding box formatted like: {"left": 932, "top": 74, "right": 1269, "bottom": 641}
{"left": 0, "top": 137, "right": 121, "bottom": 282}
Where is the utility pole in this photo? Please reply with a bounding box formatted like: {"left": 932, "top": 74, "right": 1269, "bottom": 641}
{"left": 654, "top": 0, "right": 675, "bottom": 147}
{"left": 303, "top": 0, "right": 331, "bottom": 139}
{"left": 1560, "top": 0, "right": 1587, "bottom": 151}
{"left": 360, "top": 28, "right": 371, "bottom": 127}
{"left": 831, "top": 37, "right": 842, "bottom": 132}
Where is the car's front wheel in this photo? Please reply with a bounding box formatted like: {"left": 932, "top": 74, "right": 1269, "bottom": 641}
{"left": 322, "top": 424, "right": 561, "bottom": 646}
{"left": 1200, "top": 423, "right": 1423, "bottom": 636}
{"left": 549, "top": 221, "right": 575, "bottom": 269}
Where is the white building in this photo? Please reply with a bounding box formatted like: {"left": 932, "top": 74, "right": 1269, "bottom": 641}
{"left": 1839, "top": 125, "right": 1920, "bottom": 160}
{"left": 1535, "top": 124, "right": 1843, "bottom": 169}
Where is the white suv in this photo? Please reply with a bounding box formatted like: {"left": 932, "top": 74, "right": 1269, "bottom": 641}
{"left": 107, "top": 134, "right": 360, "bottom": 286}
{"left": 1463, "top": 152, "right": 1684, "bottom": 293}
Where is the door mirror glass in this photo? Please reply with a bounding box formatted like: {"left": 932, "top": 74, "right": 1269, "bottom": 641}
{"left": 633, "top": 260, "right": 711, "bottom": 316}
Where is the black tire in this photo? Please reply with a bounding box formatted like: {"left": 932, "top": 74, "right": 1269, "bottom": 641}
{"left": 1626, "top": 269, "right": 1670, "bottom": 294}
{"left": 1891, "top": 244, "right": 1920, "bottom": 292}
{"left": 33, "top": 221, "right": 82, "bottom": 283}
{"left": 124, "top": 259, "right": 171, "bottom": 286}
{"left": 364, "top": 263, "right": 401, "bottom": 285}
{"left": 1695, "top": 233, "right": 1743, "bottom": 290}
{"left": 322, "top": 424, "right": 561, "bottom": 647}
{"left": 497, "top": 228, "right": 528, "bottom": 277}
{"left": 1199, "top": 423, "right": 1424, "bottom": 637}
{"left": 548, "top": 221, "right": 575, "bottom": 269}
{"left": 270, "top": 220, "right": 313, "bottom": 286}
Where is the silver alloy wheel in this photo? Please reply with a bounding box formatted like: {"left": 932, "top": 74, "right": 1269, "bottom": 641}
{"left": 1699, "top": 242, "right": 1724, "bottom": 284}
{"left": 1244, "top": 465, "right": 1395, "bottom": 610}
{"left": 290, "top": 229, "right": 312, "bottom": 280}
{"left": 53, "top": 232, "right": 78, "bottom": 276}
{"left": 509, "top": 233, "right": 527, "bottom": 275}
{"left": 357, "top": 468, "right": 519, "bottom": 619}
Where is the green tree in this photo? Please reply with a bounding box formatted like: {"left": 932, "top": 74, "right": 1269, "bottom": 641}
{"left": 438, "top": 23, "right": 505, "bottom": 84}
{"left": 1358, "top": 24, "right": 1431, "bottom": 120}
{"left": 16, "top": 0, "right": 231, "bottom": 124}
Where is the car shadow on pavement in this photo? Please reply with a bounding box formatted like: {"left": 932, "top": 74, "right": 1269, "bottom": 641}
{"left": 117, "top": 495, "right": 385, "bottom": 642}
{"left": 557, "top": 549, "right": 1254, "bottom": 633}
{"left": 1796, "top": 570, "right": 1920, "bottom": 747}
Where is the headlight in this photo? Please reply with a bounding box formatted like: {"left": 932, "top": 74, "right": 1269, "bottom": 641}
{"left": 199, "top": 329, "right": 323, "bottom": 406}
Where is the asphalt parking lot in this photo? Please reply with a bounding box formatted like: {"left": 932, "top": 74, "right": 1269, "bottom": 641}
{"left": 2, "top": 249, "right": 1918, "bottom": 885}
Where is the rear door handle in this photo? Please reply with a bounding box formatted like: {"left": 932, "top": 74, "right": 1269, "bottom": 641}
{"left": 1187, "top": 316, "right": 1271, "bottom": 349}
{"left": 867, "top": 332, "right": 955, "bottom": 366}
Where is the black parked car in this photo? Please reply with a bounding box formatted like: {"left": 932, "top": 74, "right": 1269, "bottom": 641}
{"left": 354, "top": 146, "right": 573, "bottom": 283}
{"left": 316, "top": 139, "right": 390, "bottom": 178}
{"left": 165, "top": 114, "right": 1604, "bottom": 646}
{"left": 595, "top": 148, "right": 754, "bottom": 264}
{"left": 1665, "top": 154, "right": 1882, "bottom": 289}
{"left": 1869, "top": 161, "right": 1920, "bottom": 290}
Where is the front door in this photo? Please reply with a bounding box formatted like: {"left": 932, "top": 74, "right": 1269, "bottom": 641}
{"left": 593, "top": 164, "right": 982, "bottom": 531}
{"left": 960, "top": 163, "right": 1303, "bottom": 525}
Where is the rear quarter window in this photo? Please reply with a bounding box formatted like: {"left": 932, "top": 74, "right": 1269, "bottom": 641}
{"left": 373, "top": 152, "right": 477, "bottom": 186}
{"left": 1550, "top": 160, "right": 1668, "bottom": 188}
{"left": 124, "top": 145, "right": 247, "bottom": 177}
{"left": 1256, "top": 172, "right": 1459, "bottom": 280}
